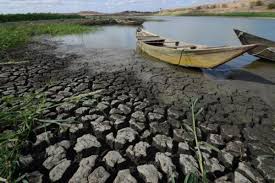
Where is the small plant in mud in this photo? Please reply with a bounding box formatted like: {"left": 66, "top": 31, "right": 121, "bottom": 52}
{"left": 182, "top": 98, "right": 220, "bottom": 183}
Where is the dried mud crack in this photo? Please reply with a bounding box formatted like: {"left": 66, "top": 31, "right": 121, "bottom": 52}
{"left": 0, "top": 40, "right": 274, "bottom": 183}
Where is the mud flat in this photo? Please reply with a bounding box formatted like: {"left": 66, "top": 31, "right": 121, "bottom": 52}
{"left": 0, "top": 38, "right": 275, "bottom": 182}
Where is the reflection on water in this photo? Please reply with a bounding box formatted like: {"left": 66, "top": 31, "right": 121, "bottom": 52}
{"left": 52, "top": 26, "right": 137, "bottom": 49}
{"left": 52, "top": 16, "right": 275, "bottom": 78}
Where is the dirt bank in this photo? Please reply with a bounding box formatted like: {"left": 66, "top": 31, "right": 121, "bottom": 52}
{"left": 0, "top": 39, "right": 274, "bottom": 182}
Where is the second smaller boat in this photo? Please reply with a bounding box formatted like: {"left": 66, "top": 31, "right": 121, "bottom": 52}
{"left": 234, "top": 29, "right": 275, "bottom": 62}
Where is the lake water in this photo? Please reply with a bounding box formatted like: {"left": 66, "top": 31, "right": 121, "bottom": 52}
{"left": 52, "top": 16, "right": 275, "bottom": 77}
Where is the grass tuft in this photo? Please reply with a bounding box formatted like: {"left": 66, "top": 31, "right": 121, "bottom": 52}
{"left": 0, "top": 90, "right": 102, "bottom": 181}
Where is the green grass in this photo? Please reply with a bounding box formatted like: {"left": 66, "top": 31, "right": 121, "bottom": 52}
{"left": 0, "top": 90, "right": 102, "bottom": 182}
{"left": 0, "top": 13, "right": 83, "bottom": 23}
{"left": 159, "top": 11, "right": 275, "bottom": 18}
{"left": 0, "top": 23, "right": 96, "bottom": 51}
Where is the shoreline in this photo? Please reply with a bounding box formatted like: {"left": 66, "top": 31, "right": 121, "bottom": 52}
{"left": 156, "top": 11, "right": 275, "bottom": 18}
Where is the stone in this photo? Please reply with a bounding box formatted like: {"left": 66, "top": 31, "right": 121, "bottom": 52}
{"left": 234, "top": 171, "right": 252, "bottom": 183}
{"left": 69, "top": 123, "right": 84, "bottom": 134}
{"left": 153, "top": 135, "right": 173, "bottom": 152}
{"left": 110, "top": 114, "right": 126, "bottom": 122}
{"left": 118, "top": 104, "right": 131, "bottom": 115}
{"left": 56, "top": 103, "right": 76, "bottom": 113}
{"left": 179, "top": 154, "right": 199, "bottom": 175}
{"left": 225, "top": 141, "right": 246, "bottom": 158}
{"left": 19, "top": 154, "right": 33, "bottom": 167}
{"left": 205, "top": 158, "right": 225, "bottom": 174}
{"left": 141, "top": 130, "right": 151, "bottom": 140}
{"left": 43, "top": 145, "right": 66, "bottom": 170}
{"left": 129, "top": 119, "right": 145, "bottom": 132}
{"left": 91, "top": 121, "right": 112, "bottom": 138}
{"left": 111, "top": 100, "right": 121, "bottom": 107}
{"left": 167, "top": 118, "right": 181, "bottom": 128}
{"left": 34, "top": 131, "right": 53, "bottom": 147}
{"left": 117, "top": 94, "right": 129, "bottom": 102}
{"left": 74, "top": 134, "right": 101, "bottom": 153}
{"left": 69, "top": 155, "right": 98, "bottom": 183}
{"left": 26, "top": 171, "right": 43, "bottom": 183}
{"left": 237, "top": 162, "right": 265, "bottom": 183}
{"left": 131, "top": 111, "right": 146, "bottom": 122}
{"left": 83, "top": 99, "right": 97, "bottom": 107}
{"left": 168, "top": 107, "right": 182, "bottom": 119}
{"left": 110, "top": 108, "right": 123, "bottom": 115}
{"left": 173, "top": 128, "right": 194, "bottom": 142}
{"left": 178, "top": 142, "right": 190, "bottom": 153}
{"left": 75, "top": 107, "right": 89, "bottom": 116}
{"left": 58, "top": 140, "right": 71, "bottom": 149}
{"left": 220, "top": 125, "right": 241, "bottom": 141}
{"left": 208, "top": 134, "right": 225, "bottom": 147}
{"left": 88, "top": 166, "right": 110, "bottom": 183}
{"left": 49, "top": 86, "right": 63, "bottom": 93}
{"left": 112, "top": 127, "right": 138, "bottom": 149}
{"left": 114, "top": 169, "right": 137, "bottom": 183}
{"left": 148, "top": 112, "right": 164, "bottom": 122}
{"left": 200, "top": 123, "right": 219, "bottom": 134}
{"left": 155, "top": 153, "right": 178, "bottom": 182}
{"left": 114, "top": 119, "right": 126, "bottom": 130}
{"left": 126, "top": 141, "right": 150, "bottom": 161}
{"left": 150, "top": 121, "right": 169, "bottom": 135}
{"left": 137, "top": 164, "right": 162, "bottom": 183}
{"left": 49, "top": 159, "right": 71, "bottom": 182}
{"left": 218, "top": 150, "right": 234, "bottom": 168}
{"left": 81, "top": 114, "right": 99, "bottom": 122}
{"left": 103, "top": 151, "right": 126, "bottom": 168}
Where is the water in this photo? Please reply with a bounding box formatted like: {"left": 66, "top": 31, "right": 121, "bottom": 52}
{"left": 52, "top": 16, "right": 275, "bottom": 77}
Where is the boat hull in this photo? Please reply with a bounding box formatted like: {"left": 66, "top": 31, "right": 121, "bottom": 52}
{"left": 137, "top": 41, "right": 255, "bottom": 69}
{"left": 234, "top": 29, "right": 275, "bottom": 62}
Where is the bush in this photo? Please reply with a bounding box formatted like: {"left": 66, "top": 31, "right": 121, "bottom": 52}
{"left": 255, "top": 1, "right": 263, "bottom": 6}
{"left": 268, "top": 3, "right": 275, "bottom": 9}
{"left": 0, "top": 13, "right": 83, "bottom": 23}
{"left": 196, "top": 6, "right": 202, "bottom": 10}
{"left": 250, "top": 0, "right": 263, "bottom": 7}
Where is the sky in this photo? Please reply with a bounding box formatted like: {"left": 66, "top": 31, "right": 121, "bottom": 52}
{"left": 0, "top": 0, "right": 221, "bottom": 14}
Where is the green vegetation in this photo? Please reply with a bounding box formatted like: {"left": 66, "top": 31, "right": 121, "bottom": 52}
{"left": 0, "top": 13, "right": 83, "bottom": 23}
{"left": 0, "top": 23, "right": 96, "bottom": 51}
{"left": 0, "top": 90, "right": 102, "bottom": 182}
{"left": 267, "top": 3, "right": 275, "bottom": 9}
{"left": 160, "top": 11, "right": 275, "bottom": 18}
{"left": 181, "top": 99, "right": 220, "bottom": 183}
{"left": 0, "top": 94, "right": 46, "bottom": 181}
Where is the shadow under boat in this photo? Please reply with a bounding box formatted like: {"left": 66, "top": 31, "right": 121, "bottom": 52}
{"left": 204, "top": 59, "right": 275, "bottom": 85}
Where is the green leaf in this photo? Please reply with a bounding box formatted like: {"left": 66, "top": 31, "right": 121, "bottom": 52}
{"left": 200, "top": 141, "right": 221, "bottom": 153}
{"left": 184, "top": 173, "right": 199, "bottom": 183}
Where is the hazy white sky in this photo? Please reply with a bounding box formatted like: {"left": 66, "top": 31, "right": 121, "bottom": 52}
{"left": 0, "top": 0, "right": 223, "bottom": 14}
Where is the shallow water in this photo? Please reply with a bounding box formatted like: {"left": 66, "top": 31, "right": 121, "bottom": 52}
{"left": 52, "top": 16, "right": 275, "bottom": 73}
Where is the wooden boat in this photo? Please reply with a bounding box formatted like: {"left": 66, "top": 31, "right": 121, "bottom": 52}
{"left": 234, "top": 29, "right": 275, "bottom": 62}
{"left": 136, "top": 28, "right": 257, "bottom": 69}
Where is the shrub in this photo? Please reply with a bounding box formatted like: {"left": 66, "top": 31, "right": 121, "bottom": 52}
{"left": 255, "top": 0, "right": 263, "bottom": 6}
{"left": 0, "top": 13, "right": 83, "bottom": 23}
{"left": 268, "top": 3, "right": 275, "bottom": 9}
